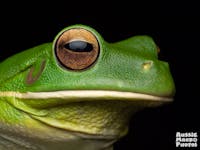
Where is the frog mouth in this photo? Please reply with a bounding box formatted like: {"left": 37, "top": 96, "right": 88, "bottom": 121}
{"left": 2, "top": 90, "right": 173, "bottom": 137}
{"left": 3, "top": 90, "right": 172, "bottom": 102}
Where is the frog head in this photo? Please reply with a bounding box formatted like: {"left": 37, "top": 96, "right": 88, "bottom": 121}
{"left": 0, "top": 24, "right": 175, "bottom": 149}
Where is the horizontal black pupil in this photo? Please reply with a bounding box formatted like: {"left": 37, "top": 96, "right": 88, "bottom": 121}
{"left": 64, "top": 41, "right": 93, "bottom": 52}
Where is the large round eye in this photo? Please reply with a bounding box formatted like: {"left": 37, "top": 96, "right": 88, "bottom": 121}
{"left": 55, "top": 28, "right": 100, "bottom": 70}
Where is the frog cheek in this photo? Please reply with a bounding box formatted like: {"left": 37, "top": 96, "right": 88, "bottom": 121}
{"left": 54, "top": 28, "right": 100, "bottom": 70}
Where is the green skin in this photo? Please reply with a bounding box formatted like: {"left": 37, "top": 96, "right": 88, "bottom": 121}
{"left": 0, "top": 25, "right": 175, "bottom": 150}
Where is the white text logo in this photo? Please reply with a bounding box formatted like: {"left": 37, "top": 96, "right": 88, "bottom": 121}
{"left": 176, "top": 132, "right": 198, "bottom": 147}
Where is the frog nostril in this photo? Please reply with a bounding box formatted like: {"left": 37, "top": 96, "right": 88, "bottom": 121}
{"left": 142, "top": 61, "right": 153, "bottom": 70}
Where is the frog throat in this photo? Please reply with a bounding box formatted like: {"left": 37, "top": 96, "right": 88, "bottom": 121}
{"left": 0, "top": 90, "right": 172, "bottom": 137}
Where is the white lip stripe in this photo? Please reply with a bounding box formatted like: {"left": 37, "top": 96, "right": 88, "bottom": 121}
{"left": 0, "top": 90, "right": 173, "bottom": 102}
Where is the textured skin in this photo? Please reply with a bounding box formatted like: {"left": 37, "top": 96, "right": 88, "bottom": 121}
{"left": 0, "top": 25, "right": 175, "bottom": 150}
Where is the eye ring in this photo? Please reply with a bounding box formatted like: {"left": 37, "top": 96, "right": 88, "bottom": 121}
{"left": 54, "top": 28, "right": 100, "bottom": 70}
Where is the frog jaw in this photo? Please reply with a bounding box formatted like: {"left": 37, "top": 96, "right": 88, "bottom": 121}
{"left": 1, "top": 90, "right": 172, "bottom": 137}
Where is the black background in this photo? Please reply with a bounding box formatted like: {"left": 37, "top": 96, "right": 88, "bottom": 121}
{"left": 0, "top": 1, "right": 199, "bottom": 150}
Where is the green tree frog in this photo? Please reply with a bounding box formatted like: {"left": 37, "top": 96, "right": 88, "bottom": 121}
{"left": 0, "top": 25, "right": 175, "bottom": 150}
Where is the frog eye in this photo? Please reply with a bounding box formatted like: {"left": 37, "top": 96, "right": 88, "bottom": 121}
{"left": 54, "top": 28, "right": 100, "bottom": 70}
